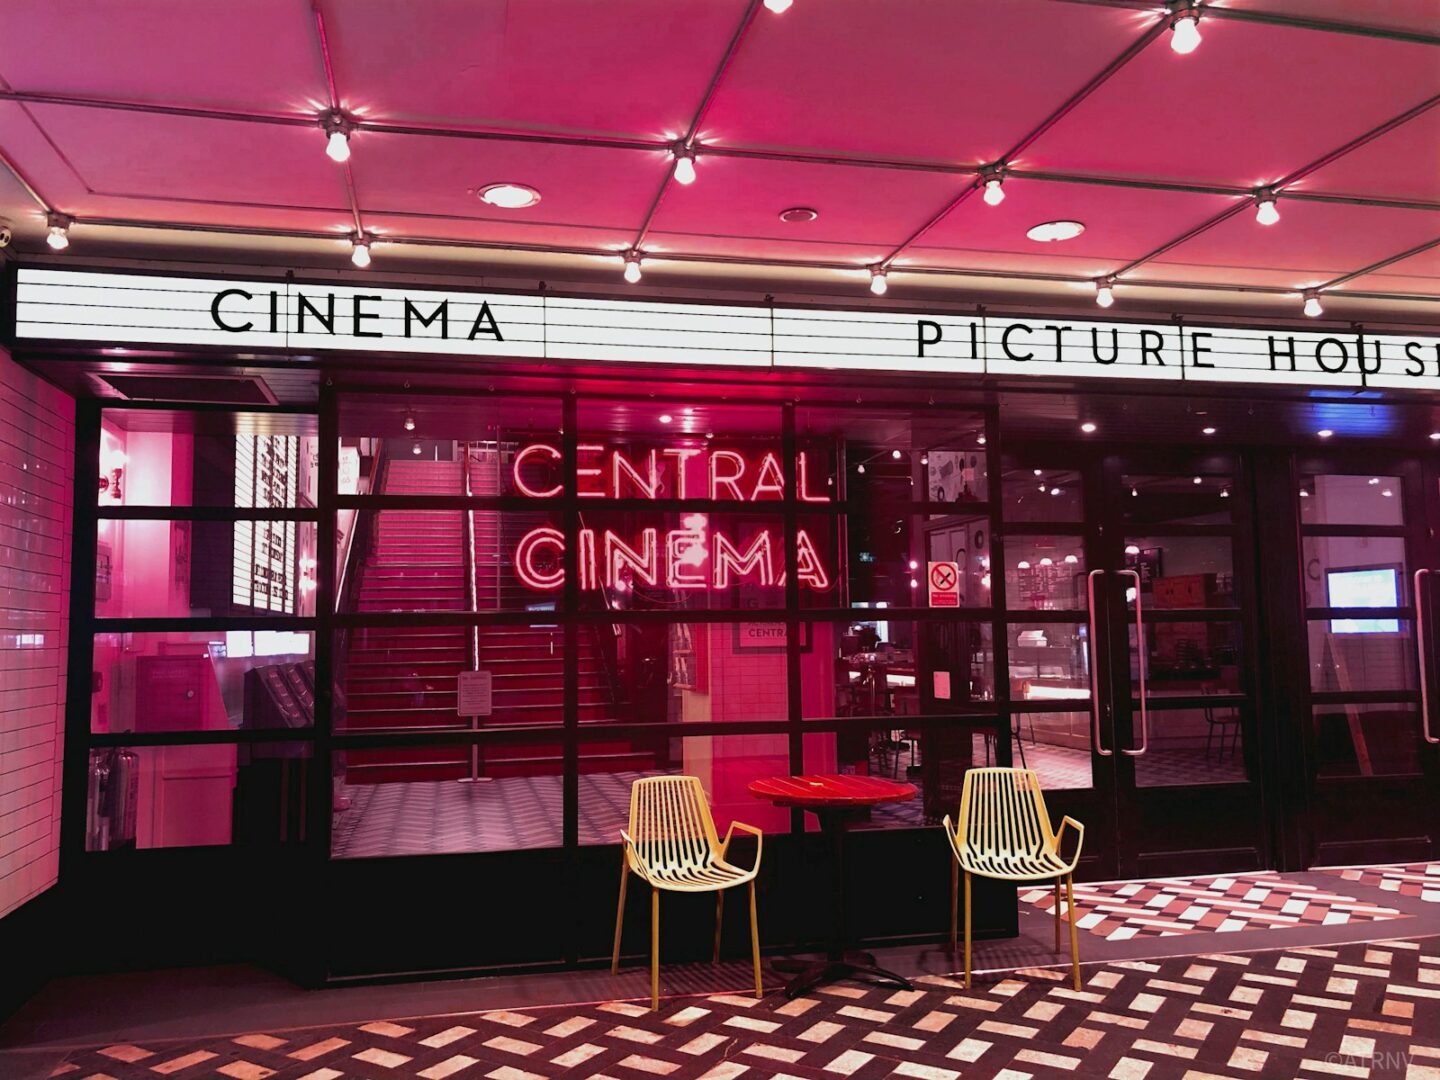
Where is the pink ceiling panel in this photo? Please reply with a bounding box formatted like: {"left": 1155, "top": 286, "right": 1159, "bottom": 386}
{"left": 1149, "top": 200, "right": 1440, "bottom": 285}
{"left": 1021, "top": 18, "right": 1440, "bottom": 187}
{"left": 899, "top": 246, "right": 1127, "bottom": 281}
{"left": 913, "top": 179, "right": 1240, "bottom": 270}
{"left": 27, "top": 104, "right": 350, "bottom": 211}
{"left": 645, "top": 155, "right": 963, "bottom": 251}
{"left": 353, "top": 132, "right": 661, "bottom": 231}
{"left": 0, "top": 0, "right": 322, "bottom": 112}
{"left": 1209, "top": 0, "right": 1440, "bottom": 36}
{"left": 70, "top": 195, "right": 354, "bottom": 236}
{"left": 1125, "top": 261, "right": 1329, "bottom": 289}
{"left": 1332, "top": 244, "right": 1440, "bottom": 296}
{"left": 326, "top": 0, "right": 749, "bottom": 138}
{"left": 643, "top": 231, "right": 889, "bottom": 267}
{"left": 698, "top": 0, "right": 1143, "bottom": 161}
{"left": 1289, "top": 106, "right": 1440, "bottom": 203}
{"left": 0, "top": 101, "right": 91, "bottom": 212}
{"left": 363, "top": 213, "right": 634, "bottom": 254}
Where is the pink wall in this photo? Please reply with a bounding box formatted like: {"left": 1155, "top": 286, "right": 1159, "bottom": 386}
{"left": 0, "top": 348, "right": 74, "bottom": 919}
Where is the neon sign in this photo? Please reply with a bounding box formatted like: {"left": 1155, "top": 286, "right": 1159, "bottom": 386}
{"left": 511, "top": 444, "right": 835, "bottom": 593}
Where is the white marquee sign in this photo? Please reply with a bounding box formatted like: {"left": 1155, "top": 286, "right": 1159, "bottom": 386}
{"left": 12, "top": 268, "right": 1440, "bottom": 392}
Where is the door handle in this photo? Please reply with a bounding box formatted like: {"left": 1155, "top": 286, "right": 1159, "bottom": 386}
{"left": 1117, "top": 569, "right": 1149, "bottom": 757}
{"left": 1416, "top": 568, "right": 1437, "bottom": 745}
{"left": 1086, "top": 569, "right": 1111, "bottom": 757}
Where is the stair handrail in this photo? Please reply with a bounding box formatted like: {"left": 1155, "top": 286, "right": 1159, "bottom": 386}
{"left": 461, "top": 441, "right": 480, "bottom": 672}
{"left": 335, "top": 438, "right": 384, "bottom": 612}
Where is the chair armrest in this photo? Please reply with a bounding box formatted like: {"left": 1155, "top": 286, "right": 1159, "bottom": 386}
{"left": 619, "top": 829, "right": 652, "bottom": 882}
{"left": 721, "top": 821, "right": 763, "bottom": 873}
{"left": 1054, "top": 815, "right": 1085, "bottom": 868}
{"left": 941, "top": 814, "right": 963, "bottom": 861}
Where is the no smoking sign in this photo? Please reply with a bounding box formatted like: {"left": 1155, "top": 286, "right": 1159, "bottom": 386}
{"left": 928, "top": 561, "right": 960, "bottom": 607}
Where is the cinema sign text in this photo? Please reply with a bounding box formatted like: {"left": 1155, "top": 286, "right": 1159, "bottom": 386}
{"left": 13, "top": 268, "right": 1440, "bottom": 392}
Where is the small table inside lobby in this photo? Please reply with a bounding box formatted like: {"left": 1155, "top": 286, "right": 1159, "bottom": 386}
{"left": 747, "top": 773, "right": 917, "bottom": 998}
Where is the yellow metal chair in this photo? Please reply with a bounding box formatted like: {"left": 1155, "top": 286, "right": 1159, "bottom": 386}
{"left": 942, "top": 767, "right": 1085, "bottom": 991}
{"left": 611, "top": 775, "right": 764, "bottom": 1009}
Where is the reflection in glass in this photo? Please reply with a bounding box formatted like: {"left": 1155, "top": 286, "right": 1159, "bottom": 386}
{"left": 1299, "top": 474, "right": 1404, "bottom": 526}
{"left": 1132, "top": 707, "right": 1247, "bottom": 787}
{"left": 1301, "top": 536, "right": 1408, "bottom": 610}
{"left": 92, "top": 631, "right": 315, "bottom": 734}
{"left": 1007, "top": 623, "right": 1091, "bottom": 702}
{"left": 1006, "top": 538, "right": 1086, "bottom": 610}
{"left": 1313, "top": 704, "right": 1422, "bottom": 777}
{"left": 1122, "top": 474, "right": 1233, "bottom": 525}
{"left": 803, "top": 620, "right": 994, "bottom": 720}
{"left": 1129, "top": 621, "right": 1242, "bottom": 697}
{"left": 847, "top": 514, "right": 990, "bottom": 608}
{"left": 1125, "top": 535, "right": 1235, "bottom": 607}
{"left": 1308, "top": 620, "right": 1415, "bottom": 692}
{"left": 995, "top": 712, "right": 1092, "bottom": 791}
{"left": 1002, "top": 464, "right": 1082, "bottom": 521}
{"left": 86, "top": 743, "right": 311, "bottom": 851}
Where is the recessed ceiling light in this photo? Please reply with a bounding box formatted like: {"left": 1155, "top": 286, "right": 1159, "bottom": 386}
{"left": 1026, "top": 220, "right": 1085, "bottom": 243}
{"left": 659, "top": 413, "right": 673, "bottom": 424}
{"left": 1080, "top": 422, "right": 1097, "bottom": 434}
{"left": 479, "top": 183, "right": 541, "bottom": 209}
{"left": 1317, "top": 429, "right": 1334, "bottom": 439}
{"left": 1430, "top": 432, "right": 1440, "bottom": 441}
{"left": 779, "top": 207, "right": 818, "bottom": 224}
{"left": 1201, "top": 426, "right": 1216, "bottom": 435}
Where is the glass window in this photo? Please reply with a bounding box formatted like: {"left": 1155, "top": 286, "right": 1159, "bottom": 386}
{"left": 1008, "top": 623, "right": 1091, "bottom": 702}
{"left": 1003, "top": 464, "right": 1082, "bottom": 522}
{"left": 1299, "top": 474, "right": 1404, "bottom": 526}
{"left": 1122, "top": 474, "right": 1233, "bottom": 525}
{"left": 92, "top": 631, "right": 315, "bottom": 734}
{"left": 1313, "top": 704, "right": 1422, "bottom": 777}
{"left": 1010, "top": 712, "right": 1092, "bottom": 791}
{"left": 1301, "top": 536, "right": 1408, "bottom": 609}
{"left": 1132, "top": 706, "right": 1247, "bottom": 787}
{"left": 100, "top": 410, "right": 318, "bottom": 508}
{"left": 1132, "top": 620, "right": 1243, "bottom": 698}
{"left": 1005, "top": 538, "right": 1087, "bottom": 610}
{"left": 797, "top": 406, "right": 988, "bottom": 506}
{"left": 1308, "top": 619, "right": 1415, "bottom": 692}
{"left": 85, "top": 743, "right": 312, "bottom": 850}
{"left": 96, "top": 519, "right": 317, "bottom": 618}
{"left": 1126, "top": 535, "right": 1235, "bottom": 607}
{"left": 802, "top": 619, "right": 995, "bottom": 720}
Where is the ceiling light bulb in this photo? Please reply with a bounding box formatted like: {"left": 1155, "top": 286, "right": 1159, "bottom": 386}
{"left": 659, "top": 413, "right": 673, "bottom": 424}
{"left": 1303, "top": 290, "right": 1323, "bottom": 317}
{"left": 412, "top": 442, "right": 422, "bottom": 456}
{"left": 1050, "top": 487, "right": 1062, "bottom": 496}
{"left": 1220, "top": 488, "right": 1230, "bottom": 498}
{"left": 1170, "top": 11, "right": 1201, "bottom": 54}
{"left": 1017, "top": 560, "right": 1031, "bottom": 570}
{"left": 623, "top": 253, "right": 643, "bottom": 284}
{"left": 1081, "top": 422, "right": 1097, "bottom": 434}
{"left": 1317, "top": 429, "right": 1334, "bottom": 439}
{"left": 326, "top": 130, "right": 351, "bottom": 163}
{"left": 479, "top": 183, "right": 541, "bottom": 209}
{"left": 1193, "top": 476, "right": 1203, "bottom": 485}
{"left": 891, "top": 449, "right": 902, "bottom": 460}
{"left": 45, "top": 216, "right": 71, "bottom": 251}
{"left": 857, "top": 463, "right": 866, "bottom": 474}
{"left": 982, "top": 177, "right": 1005, "bottom": 206}
{"left": 1429, "top": 432, "right": 1440, "bottom": 441}
{"left": 909, "top": 559, "right": 919, "bottom": 570}
{"left": 869, "top": 267, "right": 888, "bottom": 295}
{"left": 1095, "top": 280, "right": 1114, "bottom": 308}
{"left": 1125, "top": 544, "right": 1141, "bottom": 556}
{"left": 1065, "top": 555, "right": 1079, "bottom": 564}
{"left": 764, "top": 0, "right": 793, "bottom": 11}
{"left": 350, "top": 235, "right": 372, "bottom": 268}
{"left": 1202, "top": 426, "right": 1216, "bottom": 435}
{"left": 672, "top": 149, "right": 696, "bottom": 186}
{"left": 1255, "top": 193, "right": 1280, "bottom": 226}
{"left": 403, "top": 414, "right": 416, "bottom": 432}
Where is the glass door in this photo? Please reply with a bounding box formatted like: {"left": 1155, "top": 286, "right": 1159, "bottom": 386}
{"left": 1094, "top": 453, "right": 1267, "bottom": 878}
{"left": 1297, "top": 456, "right": 1440, "bottom": 866}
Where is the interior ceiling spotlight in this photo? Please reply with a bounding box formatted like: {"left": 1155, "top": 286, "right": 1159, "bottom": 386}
{"left": 623, "top": 251, "right": 643, "bottom": 284}
{"left": 763, "top": 0, "right": 792, "bottom": 11}
{"left": 411, "top": 442, "right": 423, "bottom": 455}
{"left": 403, "top": 414, "right": 416, "bottom": 432}
{"left": 980, "top": 166, "right": 1006, "bottom": 206}
{"left": 779, "top": 206, "right": 818, "bottom": 224}
{"left": 1080, "top": 421, "right": 1098, "bottom": 434}
{"left": 45, "top": 212, "right": 72, "bottom": 251}
{"left": 869, "top": 267, "right": 888, "bottom": 296}
{"left": 1430, "top": 432, "right": 1440, "bottom": 441}
{"left": 1202, "top": 426, "right": 1217, "bottom": 435}
{"left": 1094, "top": 277, "right": 1115, "bottom": 308}
{"left": 671, "top": 145, "right": 697, "bottom": 186}
{"left": 1169, "top": 2, "right": 1202, "bottom": 54}
{"left": 479, "top": 183, "right": 541, "bottom": 209}
{"left": 1026, "top": 220, "right": 1085, "bottom": 243}
{"left": 321, "top": 110, "right": 352, "bottom": 163}
{"left": 1302, "top": 289, "right": 1324, "bottom": 317}
{"left": 350, "top": 233, "right": 372, "bottom": 269}
{"left": 1254, "top": 188, "right": 1280, "bottom": 226}
{"left": 1317, "top": 429, "right": 1334, "bottom": 439}
{"left": 658, "top": 413, "right": 674, "bottom": 424}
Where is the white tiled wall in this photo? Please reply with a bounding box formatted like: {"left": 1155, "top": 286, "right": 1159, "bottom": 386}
{"left": 0, "top": 347, "right": 74, "bottom": 919}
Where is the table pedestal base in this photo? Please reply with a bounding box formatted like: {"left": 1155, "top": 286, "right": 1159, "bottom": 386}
{"left": 772, "top": 952, "right": 913, "bottom": 998}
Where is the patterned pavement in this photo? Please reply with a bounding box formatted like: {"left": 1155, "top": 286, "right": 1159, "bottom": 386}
{"left": 46, "top": 934, "right": 1440, "bottom": 1080}
{"left": 1318, "top": 864, "right": 1440, "bottom": 904}
{"left": 1020, "top": 872, "right": 1406, "bottom": 942}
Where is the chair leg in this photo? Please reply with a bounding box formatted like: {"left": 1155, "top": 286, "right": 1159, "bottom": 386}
{"left": 748, "top": 881, "right": 762, "bottom": 999}
{"left": 650, "top": 887, "right": 661, "bottom": 1011}
{"left": 950, "top": 859, "right": 959, "bottom": 952}
{"left": 611, "top": 854, "right": 629, "bottom": 975}
{"left": 713, "top": 892, "right": 725, "bottom": 963}
{"left": 963, "top": 870, "right": 973, "bottom": 990}
{"left": 1066, "top": 873, "right": 1081, "bottom": 991}
{"left": 1053, "top": 876, "right": 1062, "bottom": 952}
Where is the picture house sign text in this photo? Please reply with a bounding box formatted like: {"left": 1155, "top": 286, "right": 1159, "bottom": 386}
{"left": 12, "top": 268, "right": 1440, "bottom": 392}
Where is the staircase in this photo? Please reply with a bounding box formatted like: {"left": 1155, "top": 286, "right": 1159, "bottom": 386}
{"left": 340, "top": 446, "right": 652, "bottom": 784}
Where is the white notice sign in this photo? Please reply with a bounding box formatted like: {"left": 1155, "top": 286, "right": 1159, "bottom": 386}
{"left": 928, "top": 561, "right": 960, "bottom": 608}
{"left": 457, "top": 670, "right": 493, "bottom": 718}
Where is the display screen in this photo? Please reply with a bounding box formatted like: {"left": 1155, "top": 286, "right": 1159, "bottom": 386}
{"left": 1327, "top": 568, "right": 1400, "bottom": 634}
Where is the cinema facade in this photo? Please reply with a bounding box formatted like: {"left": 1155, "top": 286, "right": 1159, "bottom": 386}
{"left": 6, "top": 264, "right": 1440, "bottom": 984}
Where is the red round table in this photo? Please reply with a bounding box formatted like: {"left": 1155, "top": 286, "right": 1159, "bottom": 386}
{"left": 748, "top": 774, "right": 917, "bottom": 998}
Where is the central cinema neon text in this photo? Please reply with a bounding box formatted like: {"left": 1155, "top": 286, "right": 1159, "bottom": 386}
{"left": 512, "top": 443, "right": 831, "bottom": 502}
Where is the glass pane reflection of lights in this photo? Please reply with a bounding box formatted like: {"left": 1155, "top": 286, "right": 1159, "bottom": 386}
{"left": 1006, "top": 538, "right": 1087, "bottom": 610}
{"left": 1002, "top": 464, "right": 1082, "bottom": 521}
{"left": 1007, "top": 623, "right": 1090, "bottom": 702}
{"left": 1313, "top": 704, "right": 1422, "bottom": 778}
{"left": 1308, "top": 619, "right": 1415, "bottom": 693}
{"left": 1301, "top": 536, "right": 1409, "bottom": 609}
{"left": 1122, "top": 474, "right": 1234, "bottom": 525}
{"left": 1299, "top": 474, "right": 1404, "bottom": 526}
{"left": 1132, "top": 706, "right": 1248, "bottom": 788}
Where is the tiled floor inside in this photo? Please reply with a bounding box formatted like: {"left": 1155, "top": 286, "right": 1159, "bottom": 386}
{"left": 6, "top": 863, "right": 1440, "bottom": 1079}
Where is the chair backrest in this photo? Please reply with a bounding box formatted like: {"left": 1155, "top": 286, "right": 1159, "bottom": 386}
{"left": 627, "top": 776, "right": 721, "bottom": 870}
{"left": 955, "top": 767, "right": 1055, "bottom": 858}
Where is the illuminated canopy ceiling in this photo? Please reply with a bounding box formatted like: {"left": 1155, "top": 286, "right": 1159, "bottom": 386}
{"left": 0, "top": 0, "right": 1436, "bottom": 325}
